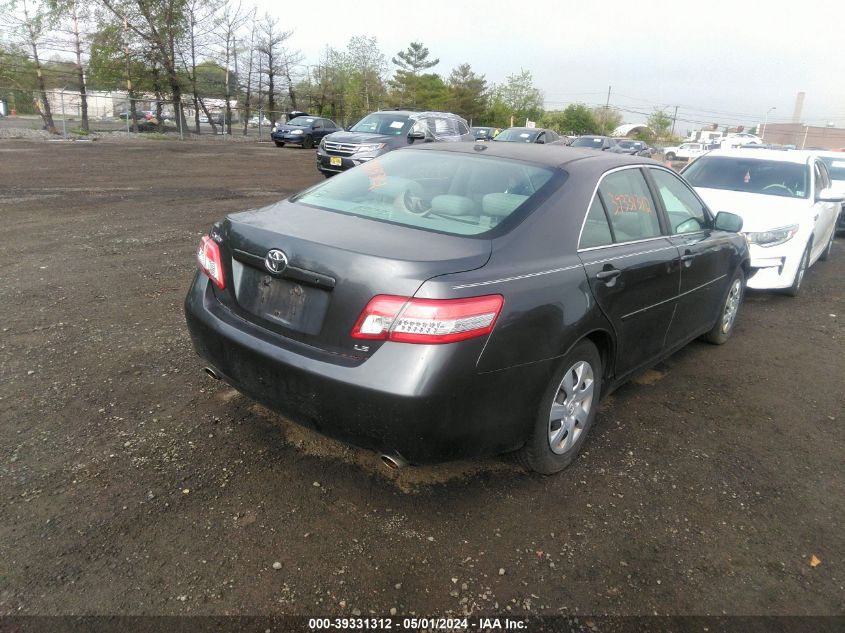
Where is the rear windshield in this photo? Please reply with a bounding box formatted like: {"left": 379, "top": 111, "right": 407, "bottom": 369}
{"left": 683, "top": 156, "right": 809, "bottom": 198}
{"left": 572, "top": 137, "right": 603, "bottom": 147}
{"left": 495, "top": 129, "right": 538, "bottom": 143}
{"left": 820, "top": 156, "right": 845, "bottom": 181}
{"left": 293, "top": 150, "right": 556, "bottom": 236}
{"left": 350, "top": 113, "right": 410, "bottom": 135}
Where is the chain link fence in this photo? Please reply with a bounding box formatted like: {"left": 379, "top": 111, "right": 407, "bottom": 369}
{"left": 0, "top": 88, "right": 358, "bottom": 142}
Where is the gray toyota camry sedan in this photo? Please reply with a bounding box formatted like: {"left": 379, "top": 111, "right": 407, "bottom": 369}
{"left": 185, "top": 143, "right": 749, "bottom": 474}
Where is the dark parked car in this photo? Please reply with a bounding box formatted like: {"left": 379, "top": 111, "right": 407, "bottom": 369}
{"left": 185, "top": 144, "right": 749, "bottom": 474}
{"left": 571, "top": 135, "right": 623, "bottom": 152}
{"left": 493, "top": 127, "right": 565, "bottom": 145}
{"left": 316, "top": 110, "right": 472, "bottom": 177}
{"left": 471, "top": 126, "right": 500, "bottom": 141}
{"left": 271, "top": 115, "right": 339, "bottom": 149}
{"left": 615, "top": 139, "right": 654, "bottom": 156}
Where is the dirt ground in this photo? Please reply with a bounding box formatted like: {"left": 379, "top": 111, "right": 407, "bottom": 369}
{"left": 0, "top": 139, "right": 843, "bottom": 619}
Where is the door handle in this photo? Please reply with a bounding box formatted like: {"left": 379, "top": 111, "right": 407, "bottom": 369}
{"left": 596, "top": 268, "right": 621, "bottom": 281}
{"left": 814, "top": 215, "right": 819, "bottom": 221}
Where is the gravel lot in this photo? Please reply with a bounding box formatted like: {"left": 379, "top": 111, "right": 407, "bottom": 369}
{"left": 0, "top": 139, "right": 843, "bottom": 618}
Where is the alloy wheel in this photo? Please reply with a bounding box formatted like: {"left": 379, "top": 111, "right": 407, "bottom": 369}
{"left": 548, "top": 361, "right": 595, "bottom": 455}
{"left": 721, "top": 279, "right": 742, "bottom": 334}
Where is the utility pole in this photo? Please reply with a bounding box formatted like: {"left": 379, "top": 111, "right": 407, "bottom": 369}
{"left": 601, "top": 85, "right": 611, "bottom": 134}
{"left": 670, "top": 105, "right": 678, "bottom": 138}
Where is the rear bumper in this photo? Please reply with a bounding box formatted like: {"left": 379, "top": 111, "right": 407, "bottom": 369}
{"left": 184, "top": 274, "right": 547, "bottom": 464}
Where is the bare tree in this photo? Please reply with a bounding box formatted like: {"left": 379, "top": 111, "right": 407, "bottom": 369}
{"left": 216, "top": 0, "right": 246, "bottom": 135}
{"left": 98, "top": 0, "right": 191, "bottom": 131}
{"left": 256, "top": 14, "right": 293, "bottom": 123}
{"left": 238, "top": 8, "right": 256, "bottom": 135}
{"left": 1, "top": 0, "right": 58, "bottom": 133}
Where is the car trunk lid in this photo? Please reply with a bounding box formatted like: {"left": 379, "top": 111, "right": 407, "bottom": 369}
{"left": 217, "top": 199, "right": 491, "bottom": 357}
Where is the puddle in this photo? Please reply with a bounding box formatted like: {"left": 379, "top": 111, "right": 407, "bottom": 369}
{"left": 632, "top": 368, "right": 665, "bottom": 385}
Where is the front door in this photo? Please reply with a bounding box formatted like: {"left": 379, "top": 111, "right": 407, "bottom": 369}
{"left": 646, "top": 167, "right": 737, "bottom": 343}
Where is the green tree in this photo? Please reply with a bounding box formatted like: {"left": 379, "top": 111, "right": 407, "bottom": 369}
{"left": 391, "top": 41, "right": 438, "bottom": 108}
{"left": 647, "top": 108, "right": 673, "bottom": 138}
{"left": 493, "top": 69, "right": 543, "bottom": 126}
{"left": 446, "top": 63, "right": 487, "bottom": 124}
{"left": 543, "top": 104, "right": 598, "bottom": 134}
{"left": 347, "top": 35, "right": 387, "bottom": 120}
{"left": 592, "top": 106, "right": 622, "bottom": 134}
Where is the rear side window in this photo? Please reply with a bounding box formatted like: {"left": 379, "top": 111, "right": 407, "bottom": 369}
{"left": 598, "top": 169, "right": 662, "bottom": 242}
{"left": 650, "top": 169, "right": 709, "bottom": 234}
{"left": 580, "top": 198, "right": 613, "bottom": 248}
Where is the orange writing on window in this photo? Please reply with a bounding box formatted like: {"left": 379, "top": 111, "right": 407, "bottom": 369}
{"left": 607, "top": 192, "right": 652, "bottom": 214}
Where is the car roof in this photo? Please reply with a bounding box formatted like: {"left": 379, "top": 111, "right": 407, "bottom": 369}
{"left": 502, "top": 127, "right": 543, "bottom": 132}
{"left": 407, "top": 141, "right": 662, "bottom": 170}
{"left": 703, "top": 148, "right": 813, "bottom": 165}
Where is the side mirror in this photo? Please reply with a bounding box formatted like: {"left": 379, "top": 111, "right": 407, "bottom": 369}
{"left": 408, "top": 129, "right": 426, "bottom": 140}
{"left": 714, "top": 211, "right": 744, "bottom": 232}
{"left": 817, "top": 187, "right": 845, "bottom": 203}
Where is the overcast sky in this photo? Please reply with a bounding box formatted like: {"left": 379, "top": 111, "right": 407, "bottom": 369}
{"left": 257, "top": 0, "right": 845, "bottom": 134}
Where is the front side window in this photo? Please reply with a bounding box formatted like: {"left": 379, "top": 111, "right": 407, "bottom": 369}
{"left": 683, "top": 156, "right": 809, "bottom": 199}
{"left": 293, "top": 150, "right": 557, "bottom": 237}
{"left": 598, "top": 169, "right": 662, "bottom": 242}
{"left": 819, "top": 156, "right": 845, "bottom": 181}
{"left": 650, "top": 169, "right": 709, "bottom": 234}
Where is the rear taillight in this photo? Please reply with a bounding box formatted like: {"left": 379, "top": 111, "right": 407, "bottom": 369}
{"left": 197, "top": 235, "right": 225, "bottom": 289}
{"left": 351, "top": 294, "right": 503, "bottom": 344}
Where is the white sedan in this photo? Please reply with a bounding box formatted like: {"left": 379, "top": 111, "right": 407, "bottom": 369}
{"left": 682, "top": 149, "right": 841, "bottom": 295}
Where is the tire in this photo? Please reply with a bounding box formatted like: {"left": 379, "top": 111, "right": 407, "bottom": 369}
{"left": 704, "top": 267, "right": 745, "bottom": 344}
{"left": 274, "top": 141, "right": 284, "bottom": 147}
{"left": 517, "top": 340, "right": 602, "bottom": 475}
{"left": 665, "top": 152, "right": 676, "bottom": 161}
{"left": 302, "top": 135, "right": 314, "bottom": 149}
{"left": 818, "top": 230, "right": 834, "bottom": 262}
{"left": 782, "top": 241, "right": 811, "bottom": 297}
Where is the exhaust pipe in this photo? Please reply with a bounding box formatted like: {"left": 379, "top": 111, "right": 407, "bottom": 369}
{"left": 380, "top": 453, "right": 409, "bottom": 470}
{"left": 203, "top": 366, "right": 222, "bottom": 380}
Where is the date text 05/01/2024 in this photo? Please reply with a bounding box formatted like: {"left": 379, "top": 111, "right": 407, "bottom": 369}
{"left": 307, "top": 617, "right": 527, "bottom": 630}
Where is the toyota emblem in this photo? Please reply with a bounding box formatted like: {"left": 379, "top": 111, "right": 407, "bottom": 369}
{"left": 265, "top": 249, "right": 288, "bottom": 274}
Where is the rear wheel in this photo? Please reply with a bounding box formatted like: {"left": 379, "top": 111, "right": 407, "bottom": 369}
{"left": 704, "top": 268, "right": 744, "bottom": 344}
{"left": 274, "top": 141, "right": 284, "bottom": 147}
{"left": 303, "top": 135, "right": 314, "bottom": 149}
{"left": 517, "top": 340, "right": 602, "bottom": 475}
{"left": 783, "top": 242, "right": 811, "bottom": 297}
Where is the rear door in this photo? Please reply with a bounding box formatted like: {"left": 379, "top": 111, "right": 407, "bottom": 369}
{"left": 578, "top": 167, "right": 681, "bottom": 375}
{"left": 646, "top": 166, "right": 734, "bottom": 343}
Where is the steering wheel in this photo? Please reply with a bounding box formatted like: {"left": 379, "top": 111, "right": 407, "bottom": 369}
{"left": 402, "top": 188, "right": 431, "bottom": 214}
{"left": 762, "top": 183, "right": 793, "bottom": 195}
